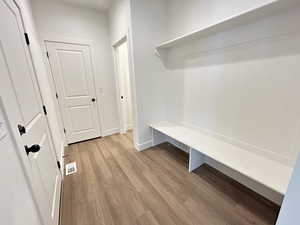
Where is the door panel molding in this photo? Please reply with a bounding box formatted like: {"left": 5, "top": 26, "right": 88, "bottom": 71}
{"left": 46, "top": 40, "right": 101, "bottom": 144}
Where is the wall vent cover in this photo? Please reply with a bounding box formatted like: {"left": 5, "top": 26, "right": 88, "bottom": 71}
{"left": 65, "top": 162, "right": 77, "bottom": 176}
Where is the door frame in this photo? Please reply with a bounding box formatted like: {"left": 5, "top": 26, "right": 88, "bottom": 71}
{"left": 1, "top": 0, "right": 62, "bottom": 224}
{"left": 42, "top": 36, "right": 103, "bottom": 143}
{"left": 12, "top": 7, "right": 63, "bottom": 176}
{"left": 113, "top": 36, "right": 130, "bottom": 134}
{"left": 112, "top": 32, "right": 139, "bottom": 146}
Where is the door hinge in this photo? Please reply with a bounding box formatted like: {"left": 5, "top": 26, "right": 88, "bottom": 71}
{"left": 63, "top": 128, "right": 66, "bottom": 134}
{"left": 46, "top": 51, "right": 49, "bottom": 58}
{"left": 57, "top": 161, "right": 61, "bottom": 169}
{"left": 42, "top": 105, "right": 47, "bottom": 115}
{"left": 55, "top": 93, "right": 58, "bottom": 99}
{"left": 24, "top": 33, "right": 30, "bottom": 45}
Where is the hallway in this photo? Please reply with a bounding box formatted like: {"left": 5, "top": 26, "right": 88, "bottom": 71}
{"left": 61, "top": 133, "right": 279, "bottom": 225}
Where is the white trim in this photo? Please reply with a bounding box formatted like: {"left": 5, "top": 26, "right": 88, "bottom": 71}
{"left": 41, "top": 42, "right": 67, "bottom": 147}
{"left": 102, "top": 128, "right": 120, "bottom": 137}
{"left": 126, "top": 124, "right": 133, "bottom": 130}
{"left": 59, "top": 141, "right": 65, "bottom": 178}
{"left": 113, "top": 35, "right": 133, "bottom": 134}
{"left": 41, "top": 34, "right": 96, "bottom": 47}
{"left": 127, "top": 27, "right": 141, "bottom": 151}
{"left": 112, "top": 37, "right": 125, "bottom": 134}
{"left": 136, "top": 140, "right": 153, "bottom": 151}
{"left": 51, "top": 175, "right": 60, "bottom": 220}
{"left": 111, "top": 30, "right": 139, "bottom": 148}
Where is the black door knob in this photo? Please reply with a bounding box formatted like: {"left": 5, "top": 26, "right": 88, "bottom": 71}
{"left": 121, "top": 96, "right": 124, "bottom": 99}
{"left": 25, "top": 144, "right": 41, "bottom": 155}
{"left": 92, "top": 98, "right": 96, "bottom": 102}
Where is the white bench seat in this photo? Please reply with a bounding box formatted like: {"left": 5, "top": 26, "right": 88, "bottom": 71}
{"left": 150, "top": 122, "right": 293, "bottom": 195}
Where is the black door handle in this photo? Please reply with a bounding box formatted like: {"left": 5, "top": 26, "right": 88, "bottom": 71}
{"left": 92, "top": 98, "right": 96, "bottom": 102}
{"left": 25, "top": 144, "right": 41, "bottom": 155}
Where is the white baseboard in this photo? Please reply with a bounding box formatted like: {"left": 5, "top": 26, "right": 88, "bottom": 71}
{"left": 126, "top": 124, "right": 133, "bottom": 130}
{"left": 102, "top": 128, "right": 120, "bottom": 137}
{"left": 51, "top": 175, "right": 61, "bottom": 224}
{"left": 135, "top": 139, "right": 153, "bottom": 151}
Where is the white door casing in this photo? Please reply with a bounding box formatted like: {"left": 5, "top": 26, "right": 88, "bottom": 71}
{"left": 115, "top": 40, "right": 133, "bottom": 133}
{"left": 46, "top": 41, "right": 101, "bottom": 144}
{"left": 0, "top": 1, "right": 61, "bottom": 224}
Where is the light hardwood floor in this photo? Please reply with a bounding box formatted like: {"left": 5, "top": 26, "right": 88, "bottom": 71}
{"left": 61, "top": 132, "right": 280, "bottom": 225}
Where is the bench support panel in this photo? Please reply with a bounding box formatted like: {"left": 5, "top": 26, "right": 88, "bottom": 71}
{"left": 152, "top": 129, "right": 167, "bottom": 147}
{"left": 189, "top": 148, "right": 205, "bottom": 172}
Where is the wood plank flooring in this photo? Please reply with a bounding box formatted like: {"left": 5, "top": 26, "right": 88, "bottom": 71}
{"left": 61, "top": 132, "right": 280, "bottom": 225}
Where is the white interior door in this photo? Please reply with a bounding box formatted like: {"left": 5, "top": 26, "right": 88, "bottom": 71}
{"left": 46, "top": 41, "right": 101, "bottom": 144}
{"left": 115, "top": 40, "right": 133, "bottom": 133}
{"left": 0, "top": 1, "right": 61, "bottom": 225}
{"left": 0, "top": 101, "right": 41, "bottom": 225}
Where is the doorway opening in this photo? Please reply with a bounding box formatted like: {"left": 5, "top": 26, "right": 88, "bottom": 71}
{"left": 114, "top": 37, "right": 134, "bottom": 136}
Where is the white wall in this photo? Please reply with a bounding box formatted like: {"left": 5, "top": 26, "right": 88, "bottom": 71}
{"left": 129, "top": 0, "right": 172, "bottom": 149}
{"left": 17, "top": 0, "right": 64, "bottom": 164}
{"left": 165, "top": 0, "right": 276, "bottom": 40}
{"left": 31, "top": 0, "right": 120, "bottom": 137}
{"left": 109, "top": 0, "right": 130, "bottom": 45}
{"left": 165, "top": 0, "right": 300, "bottom": 167}
{"left": 109, "top": 0, "right": 170, "bottom": 149}
{"left": 156, "top": 0, "right": 300, "bottom": 203}
{"left": 276, "top": 154, "right": 300, "bottom": 225}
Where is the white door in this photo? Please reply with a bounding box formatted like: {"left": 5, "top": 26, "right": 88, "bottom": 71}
{"left": 115, "top": 40, "right": 133, "bottom": 133}
{"left": 0, "top": 1, "right": 61, "bottom": 225}
{"left": 0, "top": 101, "right": 41, "bottom": 225}
{"left": 46, "top": 41, "right": 101, "bottom": 144}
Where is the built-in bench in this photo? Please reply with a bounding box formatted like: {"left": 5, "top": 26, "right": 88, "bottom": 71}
{"left": 150, "top": 122, "right": 293, "bottom": 195}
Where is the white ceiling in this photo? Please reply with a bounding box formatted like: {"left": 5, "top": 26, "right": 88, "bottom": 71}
{"left": 40, "top": 0, "right": 114, "bottom": 11}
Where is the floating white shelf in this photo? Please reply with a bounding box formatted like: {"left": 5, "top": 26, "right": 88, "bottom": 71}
{"left": 155, "top": 0, "right": 298, "bottom": 57}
